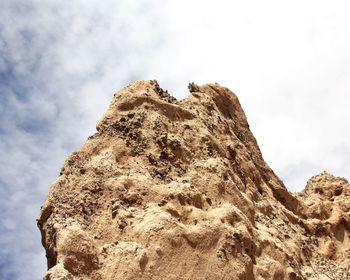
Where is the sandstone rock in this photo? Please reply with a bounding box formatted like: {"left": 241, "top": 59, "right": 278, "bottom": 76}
{"left": 38, "top": 80, "right": 350, "bottom": 279}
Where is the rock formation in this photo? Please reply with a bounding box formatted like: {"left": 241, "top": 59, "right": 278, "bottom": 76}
{"left": 38, "top": 80, "right": 350, "bottom": 280}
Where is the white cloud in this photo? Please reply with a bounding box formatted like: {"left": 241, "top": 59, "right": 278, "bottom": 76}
{"left": 1, "top": 0, "right": 350, "bottom": 278}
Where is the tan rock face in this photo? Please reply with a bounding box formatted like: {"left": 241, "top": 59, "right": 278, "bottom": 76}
{"left": 38, "top": 80, "right": 350, "bottom": 280}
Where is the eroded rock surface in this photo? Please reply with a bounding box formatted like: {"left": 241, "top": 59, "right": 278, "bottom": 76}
{"left": 38, "top": 80, "right": 350, "bottom": 279}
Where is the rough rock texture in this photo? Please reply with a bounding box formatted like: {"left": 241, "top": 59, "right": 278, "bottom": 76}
{"left": 38, "top": 80, "right": 350, "bottom": 280}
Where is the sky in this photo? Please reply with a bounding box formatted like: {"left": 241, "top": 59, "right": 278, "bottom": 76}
{"left": 1, "top": 0, "right": 350, "bottom": 279}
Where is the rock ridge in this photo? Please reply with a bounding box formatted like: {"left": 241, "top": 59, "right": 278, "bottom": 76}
{"left": 38, "top": 80, "right": 350, "bottom": 280}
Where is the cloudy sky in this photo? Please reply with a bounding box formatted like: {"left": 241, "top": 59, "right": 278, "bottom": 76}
{"left": 1, "top": 0, "right": 350, "bottom": 279}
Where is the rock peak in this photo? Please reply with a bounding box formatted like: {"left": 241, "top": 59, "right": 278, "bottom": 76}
{"left": 39, "top": 81, "right": 350, "bottom": 280}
